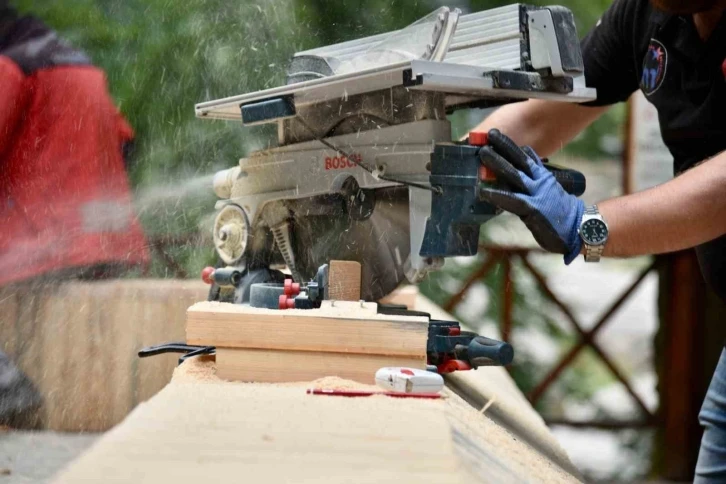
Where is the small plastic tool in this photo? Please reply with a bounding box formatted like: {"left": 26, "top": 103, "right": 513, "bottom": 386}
{"left": 374, "top": 367, "right": 445, "bottom": 394}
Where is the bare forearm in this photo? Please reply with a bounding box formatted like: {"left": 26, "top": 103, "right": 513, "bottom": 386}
{"left": 599, "top": 154, "right": 726, "bottom": 257}
{"left": 472, "top": 99, "right": 608, "bottom": 157}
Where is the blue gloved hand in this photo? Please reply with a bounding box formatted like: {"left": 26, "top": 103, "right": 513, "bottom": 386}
{"left": 478, "top": 129, "right": 585, "bottom": 264}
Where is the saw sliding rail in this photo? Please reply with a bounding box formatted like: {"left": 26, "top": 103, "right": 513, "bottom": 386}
{"left": 195, "top": 60, "right": 595, "bottom": 122}
{"left": 195, "top": 4, "right": 597, "bottom": 122}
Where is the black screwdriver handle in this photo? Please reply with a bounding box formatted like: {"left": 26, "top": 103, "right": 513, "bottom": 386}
{"left": 542, "top": 162, "right": 587, "bottom": 197}
{"left": 467, "top": 336, "right": 514, "bottom": 368}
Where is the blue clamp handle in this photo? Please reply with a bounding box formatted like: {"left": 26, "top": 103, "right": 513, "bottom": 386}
{"left": 466, "top": 336, "right": 514, "bottom": 368}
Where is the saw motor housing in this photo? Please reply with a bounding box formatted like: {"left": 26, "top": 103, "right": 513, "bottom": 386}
{"left": 198, "top": 4, "right": 596, "bottom": 302}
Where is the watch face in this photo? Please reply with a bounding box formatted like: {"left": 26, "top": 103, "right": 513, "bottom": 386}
{"left": 581, "top": 218, "right": 609, "bottom": 245}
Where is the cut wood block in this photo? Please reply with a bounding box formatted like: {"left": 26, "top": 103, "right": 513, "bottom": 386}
{"left": 187, "top": 301, "right": 429, "bottom": 357}
{"left": 327, "top": 260, "right": 361, "bottom": 301}
{"left": 217, "top": 348, "right": 425, "bottom": 384}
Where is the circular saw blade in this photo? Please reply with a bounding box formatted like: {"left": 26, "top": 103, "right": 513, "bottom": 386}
{"left": 290, "top": 187, "right": 410, "bottom": 301}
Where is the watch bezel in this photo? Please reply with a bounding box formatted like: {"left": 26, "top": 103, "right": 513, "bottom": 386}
{"left": 579, "top": 217, "right": 609, "bottom": 246}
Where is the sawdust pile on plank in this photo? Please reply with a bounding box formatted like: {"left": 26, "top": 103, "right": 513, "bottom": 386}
{"left": 173, "top": 358, "right": 379, "bottom": 391}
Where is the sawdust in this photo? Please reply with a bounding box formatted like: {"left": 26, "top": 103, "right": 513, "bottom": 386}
{"left": 308, "top": 376, "right": 379, "bottom": 392}
{"left": 172, "top": 356, "right": 219, "bottom": 383}
{"left": 172, "top": 357, "right": 381, "bottom": 392}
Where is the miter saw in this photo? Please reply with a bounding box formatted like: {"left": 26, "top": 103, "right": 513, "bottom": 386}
{"left": 195, "top": 4, "right": 596, "bottom": 304}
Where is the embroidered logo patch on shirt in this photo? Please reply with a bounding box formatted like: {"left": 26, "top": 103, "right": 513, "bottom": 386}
{"left": 641, "top": 39, "right": 668, "bottom": 95}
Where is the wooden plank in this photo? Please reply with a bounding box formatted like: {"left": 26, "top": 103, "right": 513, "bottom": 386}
{"left": 136, "top": 287, "right": 177, "bottom": 403}
{"left": 13, "top": 286, "right": 45, "bottom": 428}
{"left": 102, "top": 282, "right": 139, "bottom": 428}
{"left": 413, "top": 294, "right": 583, "bottom": 479}
{"left": 38, "top": 283, "right": 112, "bottom": 431}
{"left": 187, "top": 301, "right": 429, "bottom": 357}
{"left": 4, "top": 279, "right": 207, "bottom": 431}
{"left": 38, "top": 284, "right": 83, "bottom": 430}
{"left": 53, "top": 358, "right": 582, "bottom": 484}
{"left": 327, "top": 260, "right": 361, "bottom": 301}
{"left": 0, "top": 288, "right": 19, "bottom": 357}
{"left": 216, "top": 347, "right": 425, "bottom": 384}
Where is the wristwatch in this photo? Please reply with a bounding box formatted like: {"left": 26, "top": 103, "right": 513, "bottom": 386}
{"left": 579, "top": 205, "right": 609, "bottom": 263}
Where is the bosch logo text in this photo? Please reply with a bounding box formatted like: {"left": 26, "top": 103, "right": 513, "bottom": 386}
{"left": 325, "top": 154, "right": 362, "bottom": 170}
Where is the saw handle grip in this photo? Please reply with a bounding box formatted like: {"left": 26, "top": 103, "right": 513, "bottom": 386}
{"left": 542, "top": 162, "right": 586, "bottom": 197}
{"left": 467, "top": 336, "right": 514, "bottom": 368}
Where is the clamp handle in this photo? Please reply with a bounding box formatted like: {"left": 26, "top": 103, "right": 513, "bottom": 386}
{"left": 465, "top": 336, "right": 514, "bottom": 368}
{"left": 138, "top": 342, "right": 216, "bottom": 365}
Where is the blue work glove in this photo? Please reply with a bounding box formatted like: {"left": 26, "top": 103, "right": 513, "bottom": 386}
{"left": 478, "top": 130, "right": 585, "bottom": 264}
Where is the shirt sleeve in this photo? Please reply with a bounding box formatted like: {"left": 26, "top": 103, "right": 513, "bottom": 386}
{"left": 580, "top": 0, "right": 640, "bottom": 106}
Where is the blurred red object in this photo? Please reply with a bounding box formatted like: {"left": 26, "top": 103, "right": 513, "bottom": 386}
{"left": 0, "top": 57, "right": 149, "bottom": 285}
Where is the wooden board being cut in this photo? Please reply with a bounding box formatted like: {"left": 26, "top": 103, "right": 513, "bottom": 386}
{"left": 217, "top": 348, "right": 424, "bottom": 383}
{"left": 188, "top": 300, "right": 429, "bottom": 384}
{"left": 187, "top": 300, "right": 429, "bottom": 356}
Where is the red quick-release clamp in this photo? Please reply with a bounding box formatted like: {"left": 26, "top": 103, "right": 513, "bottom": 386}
{"left": 469, "top": 131, "right": 496, "bottom": 181}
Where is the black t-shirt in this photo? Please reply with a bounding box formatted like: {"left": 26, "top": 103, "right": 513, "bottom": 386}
{"left": 580, "top": 0, "right": 726, "bottom": 300}
{"left": 582, "top": 0, "right": 726, "bottom": 173}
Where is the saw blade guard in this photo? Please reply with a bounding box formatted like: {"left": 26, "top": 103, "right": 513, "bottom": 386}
{"left": 330, "top": 7, "right": 460, "bottom": 76}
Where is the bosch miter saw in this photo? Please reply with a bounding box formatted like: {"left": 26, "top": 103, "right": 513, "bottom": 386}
{"left": 142, "top": 4, "right": 602, "bottom": 375}
{"left": 189, "top": 5, "right": 594, "bottom": 370}
{"left": 197, "top": 4, "right": 594, "bottom": 304}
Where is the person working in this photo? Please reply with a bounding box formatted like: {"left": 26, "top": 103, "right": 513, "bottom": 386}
{"left": 473, "top": 0, "right": 726, "bottom": 479}
{"left": 0, "top": 2, "right": 148, "bottom": 426}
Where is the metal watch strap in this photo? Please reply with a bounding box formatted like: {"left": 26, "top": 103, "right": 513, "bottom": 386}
{"left": 583, "top": 205, "right": 603, "bottom": 263}
{"left": 584, "top": 243, "right": 605, "bottom": 263}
